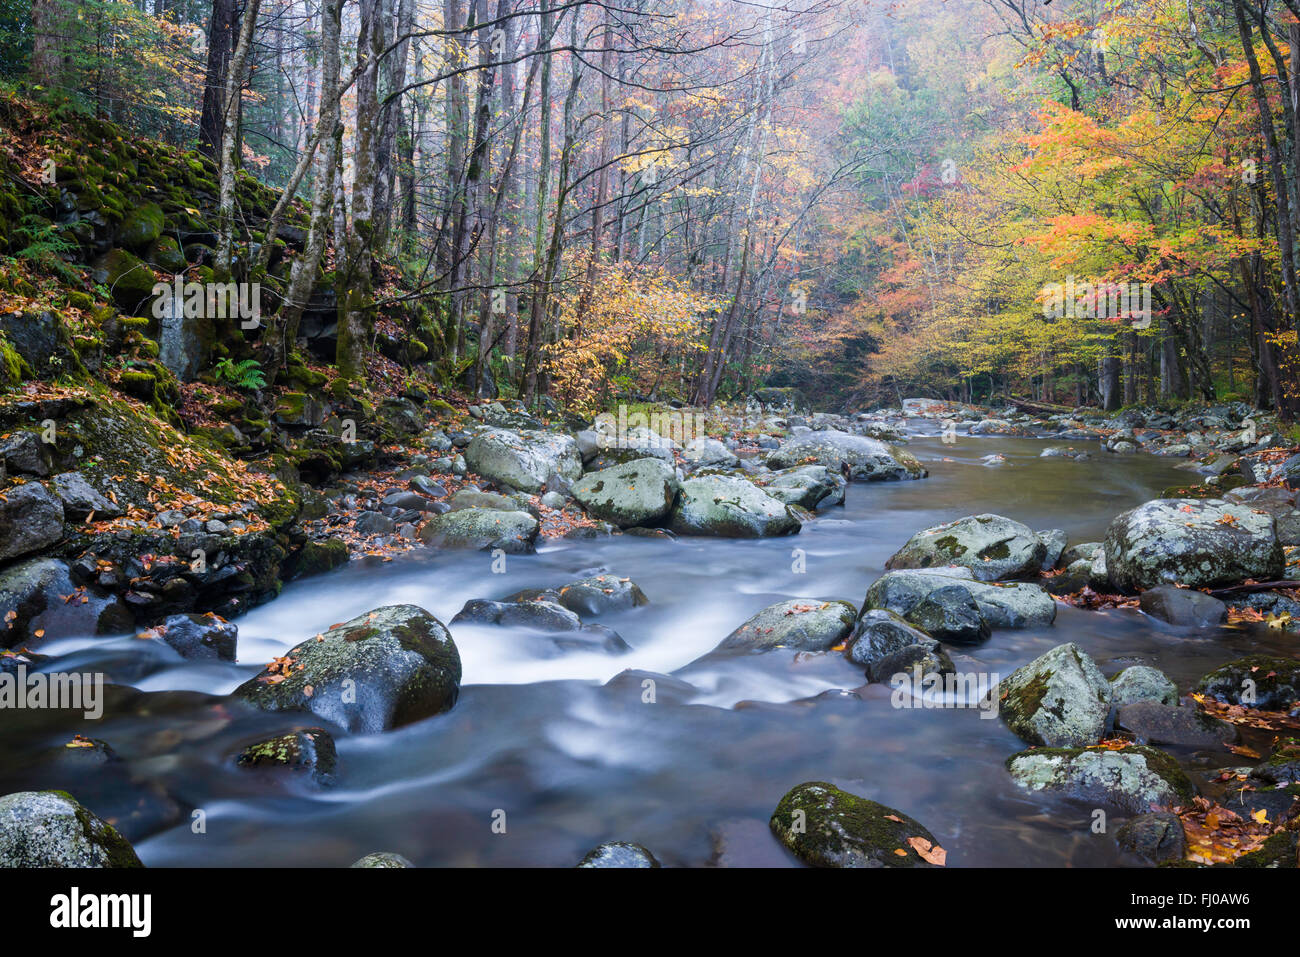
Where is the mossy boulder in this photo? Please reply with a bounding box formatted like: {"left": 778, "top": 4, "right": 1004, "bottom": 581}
{"left": 118, "top": 202, "right": 164, "bottom": 249}
{"left": 770, "top": 781, "right": 942, "bottom": 868}
{"left": 236, "top": 728, "right": 337, "bottom": 784}
{"left": 234, "top": 604, "right": 462, "bottom": 734}
{"left": 1195, "top": 655, "right": 1300, "bottom": 711}
{"left": 147, "top": 235, "right": 187, "bottom": 273}
{"left": 571, "top": 458, "right": 679, "bottom": 528}
{"left": 286, "top": 537, "right": 349, "bottom": 581}
{"left": 0, "top": 790, "right": 142, "bottom": 867}
{"left": 765, "top": 429, "right": 926, "bottom": 481}
{"left": 464, "top": 427, "right": 582, "bottom": 493}
{"left": 1110, "top": 665, "right": 1178, "bottom": 707}
{"left": 1104, "top": 498, "right": 1282, "bottom": 592}
{"left": 997, "top": 642, "right": 1112, "bottom": 747}
{"left": 92, "top": 248, "right": 158, "bottom": 312}
{"left": 886, "top": 513, "right": 1046, "bottom": 581}
{"left": 669, "top": 474, "right": 801, "bottom": 538}
{"left": 1006, "top": 745, "right": 1195, "bottom": 813}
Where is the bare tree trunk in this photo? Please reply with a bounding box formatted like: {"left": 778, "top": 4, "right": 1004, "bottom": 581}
{"left": 214, "top": 0, "right": 263, "bottom": 278}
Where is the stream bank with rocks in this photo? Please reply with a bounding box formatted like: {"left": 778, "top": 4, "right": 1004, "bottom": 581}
{"left": 2, "top": 392, "right": 1299, "bottom": 868}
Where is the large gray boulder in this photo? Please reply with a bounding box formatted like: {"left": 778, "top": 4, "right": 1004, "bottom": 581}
{"left": 0, "top": 482, "right": 64, "bottom": 562}
{"left": 1006, "top": 745, "right": 1195, "bottom": 813}
{"left": 669, "top": 475, "right": 800, "bottom": 538}
{"left": 464, "top": 427, "right": 582, "bottom": 493}
{"left": 861, "top": 569, "right": 1054, "bottom": 642}
{"left": 0, "top": 790, "right": 142, "bottom": 867}
{"left": 417, "top": 508, "right": 538, "bottom": 553}
{"left": 770, "top": 782, "right": 942, "bottom": 868}
{"left": 0, "top": 557, "right": 130, "bottom": 648}
{"left": 1110, "top": 665, "right": 1178, "bottom": 707}
{"left": 765, "top": 430, "right": 925, "bottom": 481}
{"left": 755, "top": 465, "right": 845, "bottom": 511}
{"left": 571, "top": 458, "right": 678, "bottom": 528}
{"left": 1138, "top": 584, "right": 1228, "bottom": 627}
{"left": 234, "top": 605, "right": 462, "bottom": 733}
{"left": 997, "top": 642, "right": 1111, "bottom": 747}
{"left": 1104, "top": 498, "right": 1282, "bottom": 591}
{"left": 886, "top": 514, "right": 1046, "bottom": 581}
{"left": 714, "top": 599, "right": 857, "bottom": 653}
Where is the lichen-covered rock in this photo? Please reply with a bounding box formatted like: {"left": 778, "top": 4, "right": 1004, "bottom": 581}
{"left": 234, "top": 604, "right": 462, "bottom": 733}
{"left": 0, "top": 481, "right": 64, "bottom": 562}
{"left": 571, "top": 458, "right": 678, "bottom": 528}
{"left": 1138, "top": 584, "right": 1228, "bottom": 628}
{"left": 861, "top": 569, "right": 1054, "bottom": 642}
{"left": 769, "top": 782, "right": 941, "bottom": 868}
{"left": 1116, "top": 812, "right": 1187, "bottom": 864}
{"left": 1104, "top": 499, "right": 1282, "bottom": 592}
{"left": 351, "top": 851, "right": 414, "bottom": 868}
{"left": 0, "top": 790, "right": 142, "bottom": 867}
{"left": 1195, "top": 655, "right": 1300, "bottom": 711}
{"left": 1110, "top": 665, "right": 1178, "bottom": 707}
{"left": 997, "top": 642, "right": 1112, "bottom": 747}
{"left": 886, "top": 513, "right": 1046, "bottom": 581}
{"left": 765, "top": 430, "right": 925, "bottom": 481}
{"left": 417, "top": 507, "right": 538, "bottom": 553}
{"left": 236, "top": 728, "right": 336, "bottom": 783}
{"left": 1006, "top": 745, "right": 1195, "bottom": 813}
{"left": 577, "top": 842, "right": 661, "bottom": 867}
{"left": 669, "top": 475, "right": 800, "bottom": 538}
{"left": 714, "top": 598, "right": 857, "bottom": 653}
{"left": 464, "top": 427, "right": 582, "bottom": 493}
{"left": 755, "top": 464, "right": 846, "bottom": 511}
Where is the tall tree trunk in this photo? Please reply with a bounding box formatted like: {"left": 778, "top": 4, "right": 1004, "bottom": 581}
{"left": 199, "top": 0, "right": 237, "bottom": 157}
{"left": 214, "top": 0, "right": 263, "bottom": 279}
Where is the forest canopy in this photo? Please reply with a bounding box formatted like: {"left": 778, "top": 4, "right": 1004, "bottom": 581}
{"left": 2, "top": 0, "right": 1299, "bottom": 417}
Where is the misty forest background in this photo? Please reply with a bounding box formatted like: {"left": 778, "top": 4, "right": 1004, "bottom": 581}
{"left": 3, "top": 0, "right": 1300, "bottom": 417}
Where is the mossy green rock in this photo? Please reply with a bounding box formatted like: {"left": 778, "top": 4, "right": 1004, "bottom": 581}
{"left": 997, "top": 642, "right": 1112, "bottom": 747}
{"left": 1194, "top": 655, "right": 1300, "bottom": 711}
{"left": 0, "top": 790, "right": 142, "bottom": 867}
{"left": 770, "top": 781, "right": 941, "bottom": 868}
{"left": 234, "top": 604, "right": 461, "bottom": 733}
{"left": 669, "top": 474, "right": 801, "bottom": 538}
{"left": 886, "top": 513, "right": 1046, "bottom": 581}
{"left": 119, "top": 202, "right": 164, "bottom": 249}
{"left": 92, "top": 248, "right": 158, "bottom": 310}
{"left": 236, "top": 728, "right": 336, "bottom": 783}
{"left": 571, "top": 457, "right": 679, "bottom": 528}
{"left": 148, "top": 235, "right": 187, "bottom": 273}
{"left": 1005, "top": 745, "right": 1195, "bottom": 813}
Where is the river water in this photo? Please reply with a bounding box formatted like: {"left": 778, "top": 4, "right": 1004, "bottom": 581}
{"left": 4, "top": 423, "right": 1293, "bottom": 866}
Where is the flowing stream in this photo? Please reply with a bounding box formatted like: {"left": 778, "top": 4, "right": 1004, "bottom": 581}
{"left": 3, "top": 423, "right": 1293, "bottom": 867}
